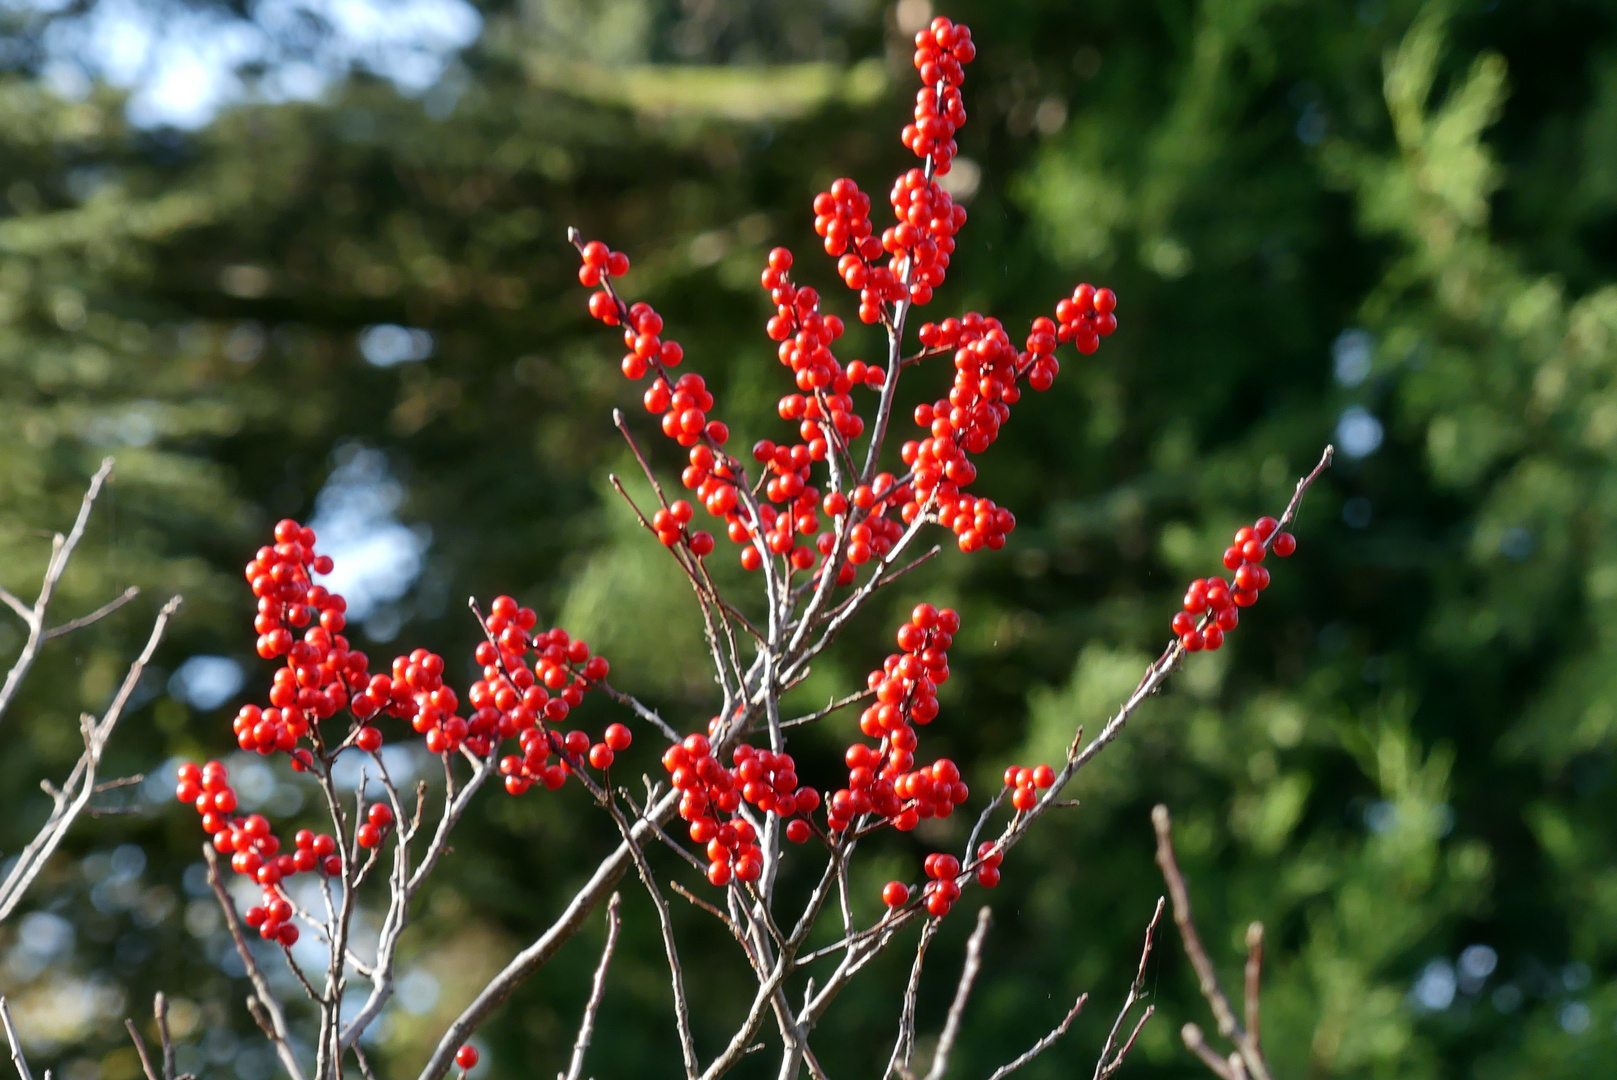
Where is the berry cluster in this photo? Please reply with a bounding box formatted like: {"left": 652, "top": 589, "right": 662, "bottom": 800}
{"left": 242, "top": 520, "right": 365, "bottom": 763}
{"left": 1170, "top": 516, "right": 1296, "bottom": 652}
{"left": 904, "top": 17, "right": 975, "bottom": 172}
{"left": 828, "top": 606, "right": 967, "bottom": 832}
{"left": 1054, "top": 283, "right": 1118, "bottom": 357}
{"left": 812, "top": 181, "right": 901, "bottom": 323}
{"left": 470, "top": 596, "right": 626, "bottom": 794}
{"left": 879, "top": 167, "right": 965, "bottom": 309}
{"left": 1002, "top": 762, "right": 1056, "bottom": 812}
{"left": 176, "top": 761, "right": 379, "bottom": 946}
{"left": 920, "top": 852, "right": 963, "bottom": 917}
{"left": 664, "top": 733, "right": 823, "bottom": 887}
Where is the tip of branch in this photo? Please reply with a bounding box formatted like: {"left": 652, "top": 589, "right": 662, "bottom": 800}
{"left": 1321, "top": 444, "right": 1336, "bottom": 466}
{"left": 566, "top": 226, "right": 583, "bottom": 246}
{"left": 1151, "top": 804, "right": 1171, "bottom": 833}
{"left": 159, "top": 595, "right": 183, "bottom": 615}
{"left": 1246, "top": 922, "right": 1264, "bottom": 947}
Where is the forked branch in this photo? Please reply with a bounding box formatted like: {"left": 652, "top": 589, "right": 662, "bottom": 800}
{"left": 1153, "top": 805, "right": 1272, "bottom": 1080}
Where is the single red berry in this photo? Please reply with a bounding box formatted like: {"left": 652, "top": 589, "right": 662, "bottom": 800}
{"left": 882, "top": 881, "right": 910, "bottom": 907}
{"left": 1272, "top": 531, "right": 1297, "bottom": 557}
{"left": 603, "top": 723, "right": 632, "bottom": 751}
{"left": 367, "top": 803, "right": 394, "bottom": 828}
{"left": 455, "top": 1045, "right": 479, "bottom": 1070}
{"left": 785, "top": 819, "right": 812, "bottom": 844}
{"left": 355, "top": 726, "right": 382, "bottom": 753}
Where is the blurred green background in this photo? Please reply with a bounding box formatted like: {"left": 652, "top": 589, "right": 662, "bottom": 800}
{"left": 1, "top": 0, "right": 1615, "bottom": 1076}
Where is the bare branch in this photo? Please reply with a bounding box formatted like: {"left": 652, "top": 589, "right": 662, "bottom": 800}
{"left": 1244, "top": 923, "right": 1263, "bottom": 1046}
{"left": 0, "top": 999, "right": 35, "bottom": 1080}
{"left": 124, "top": 1019, "right": 160, "bottom": 1080}
{"left": 1153, "top": 807, "right": 1270, "bottom": 1080}
{"left": 418, "top": 788, "right": 680, "bottom": 1080}
{"left": 154, "top": 993, "right": 177, "bottom": 1080}
{"left": 0, "top": 595, "right": 182, "bottom": 922}
{"left": 1181, "top": 1025, "right": 1236, "bottom": 1080}
{"left": 0, "top": 458, "right": 116, "bottom": 725}
{"left": 563, "top": 893, "right": 622, "bottom": 1080}
{"left": 44, "top": 586, "right": 140, "bottom": 640}
{"left": 924, "top": 907, "right": 992, "bottom": 1080}
{"left": 203, "top": 845, "right": 309, "bottom": 1080}
{"left": 1093, "top": 898, "right": 1165, "bottom": 1080}
{"left": 885, "top": 918, "right": 940, "bottom": 1080}
{"left": 983, "top": 994, "right": 1088, "bottom": 1080}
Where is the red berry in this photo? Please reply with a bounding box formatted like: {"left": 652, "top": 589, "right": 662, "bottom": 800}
{"left": 882, "top": 881, "right": 910, "bottom": 907}
{"left": 1272, "top": 531, "right": 1297, "bottom": 557}
{"left": 455, "top": 1046, "right": 479, "bottom": 1070}
{"left": 603, "top": 723, "right": 632, "bottom": 751}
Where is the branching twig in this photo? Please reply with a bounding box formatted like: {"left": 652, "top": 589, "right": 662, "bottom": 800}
{"left": 0, "top": 595, "right": 182, "bottom": 922}
{"left": 0, "top": 457, "right": 115, "bottom": 727}
{"left": 1153, "top": 806, "right": 1271, "bottom": 1080}
{"left": 203, "top": 845, "right": 309, "bottom": 1080}
{"left": 1092, "top": 898, "right": 1165, "bottom": 1080}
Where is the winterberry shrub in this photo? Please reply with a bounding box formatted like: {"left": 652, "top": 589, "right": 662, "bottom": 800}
{"left": 159, "top": 17, "right": 1329, "bottom": 1080}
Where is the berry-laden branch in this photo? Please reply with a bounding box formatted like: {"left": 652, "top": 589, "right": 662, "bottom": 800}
{"left": 119, "top": 14, "right": 1336, "bottom": 1080}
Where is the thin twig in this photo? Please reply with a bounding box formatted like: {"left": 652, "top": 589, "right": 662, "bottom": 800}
{"left": 154, "top": 993, "right": 177, "bottom": 1080}
{"left": 0, "top": 457, "right": 115, "bottom": 727}
{"left": 203, "top": 845, "right": 309, "bottom": 1080}
{"left": 0, "top": 1000, "right": 34, "bottom": 1080}
{"left": 0, "top": 596, "right": 182, "bottom": 922}
{"left": 885, "top": 919, "right": 940, "bottom": 1080}
{"left": 43, "top": 586, "right": 140, "bottom": 639}
{"left": 1093, "top": 898, "right": 1165, "bottom": 1080}
{"left": 563, "top": 894, "right": 622, "bottom": 1080}
{"left": 124, "top": 1020, "right": 160, "bottom": 1080}
{"left": 1244, "top": 922, "right": 1263, "bottom": 1046}
{"left": 1153, "top": 806, "right": 1271, "bottom": 1080}
{"left": 923, "top": 907, "right": 992, "bottom": 1080}
{"left": 983, "top": 993, "right": 1088, "bottom": 1080}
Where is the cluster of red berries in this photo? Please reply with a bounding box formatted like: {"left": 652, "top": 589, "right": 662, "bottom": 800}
{"left": 920, "top": 852, "right": 963, "bottom": 916}
{"left": 177, "top": 761, "right": 352, "bottom": 946}
{"left": 1170, "top": 516, "right": 1295, "bottom": 652}
{"left": 904, "top": 17, "right": 975, "bottom": 173}
{"left": 827, "top": 606, "right": 967, "bottom": 832}
{"left": 904, "top": 316, "right": 1021, "bottom": 551}
{"left": 663, "top": 734, "right": 822, "bottom": 887}
{"left": 1002, "top": 763, "right": 1056, "bottom": 812}
{"left": 242, "top": 521, "right": 367, "bottom": 762}
{"left": 879, "top": 168, "right": 965, "bottom": 310}
{"left": 650, "top": 499, "right": 714, "bottom": 556}
{"left": 577, "top": 240, "right": 630, "bottom": 288}
{"left": 1054, "top": 283, "right": 1118, "bottom": 356}
{"left": 581, "top": 247, "right": 738, "bottom": 461}
{"left": 812, "top": 181, "right": 903, "bottom": 322}
{"left": 468, "top": 595, "right": 625, "bottom": 794}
